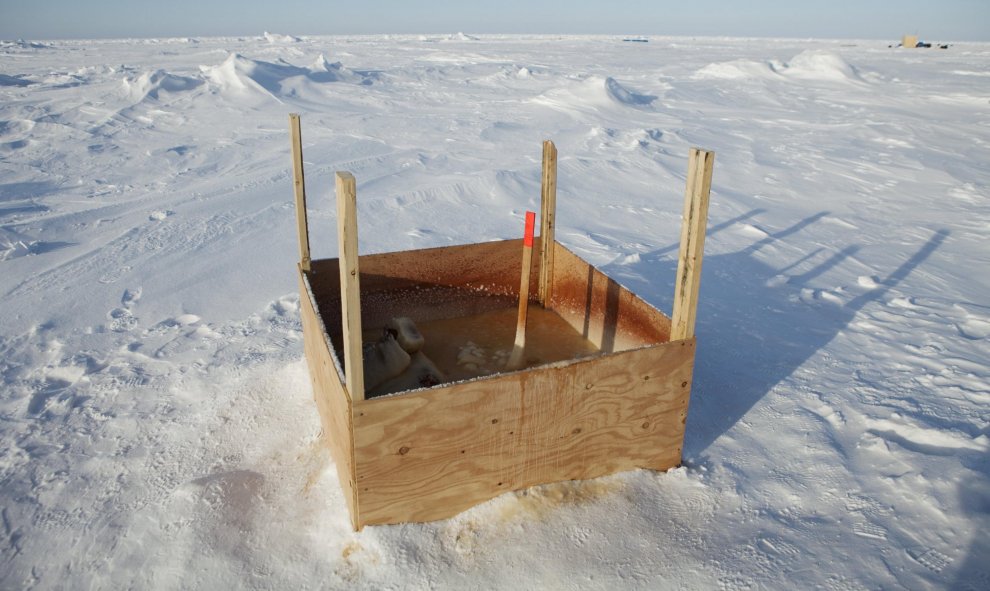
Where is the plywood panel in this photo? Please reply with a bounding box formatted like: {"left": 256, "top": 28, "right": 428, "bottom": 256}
{"left": 309, "top": 238, "right": 542, "bottom": 297}
{"left": 550, "top": 242, "right": 671, "bottom": 349}
{"left": 365, "top": 237, "right": 545, "bottom": 296}
{"left": 299, "top": 270, "right": 359, "bottom": 529}
{"left": 351, "top": 338, "right": 695, "bottom": 526}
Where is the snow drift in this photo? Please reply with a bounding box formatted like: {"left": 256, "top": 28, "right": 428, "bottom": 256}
{"left": 694, "top": 50, "right": 862, "bottom": 83}
{"left": 693, "top": 58, "right": 782, "bottom": 80}
{"left": 123, "top": 69, "right": 203, "bottom": 101}
{"left": 198, "top": 52, "right": 374, "bottom": 103}
{"left": 201, "top": 53, "right": 308, "bottom": 98}
{"left": 782, "top": 50, "right": 861, "bottom": 81}
{"left": 263, "top": 31, "right": 302, "bottom": 44}
{"left": 533, "top": 75, "right": 657, "bottom": 113}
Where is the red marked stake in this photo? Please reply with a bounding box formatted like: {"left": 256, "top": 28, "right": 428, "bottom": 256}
{"left": 523, "top": 210, "right": 535, "bottom": 247}
{"left": 507, "top": 211, "right": 536, "bottom": 370}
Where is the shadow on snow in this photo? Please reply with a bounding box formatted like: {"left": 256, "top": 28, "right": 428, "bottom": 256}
{"left": 600, "top": 210, "right": 949, "bottom": 456}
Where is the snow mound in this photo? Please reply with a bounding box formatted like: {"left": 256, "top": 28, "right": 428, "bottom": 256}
{"left": 782, "top": 50, "right": 860, "bottom": 82}
{"left": 200, "top": 53, "right": 372, "bottom": 101}
{"left": 694, "top": 51, "right": 860, "bottom": 83}
{"left": 534, "top": 75, "right": 656, "bottom": 112}
{"left": 307, "top": 53, "right": 347, "bottom": 82}
{"left": 471, "top": 64, "right": 544, "bottom": 86}
{"left": 122, "top": 69, "right": 203, "bottom": 101}
{"left": 306, "top": 54, "right": 377, "bottom": 85}
{"left": 693, "top": 59, "right": 781, "bottom": 80}
{"left": 448, "top": 32, "right": 479, "bottom": 41}
{"left": 201, "top": 53, "right": 308, "bottom": 100}
{"left": 263, "top": 31, "right": 302, "bottom": 44}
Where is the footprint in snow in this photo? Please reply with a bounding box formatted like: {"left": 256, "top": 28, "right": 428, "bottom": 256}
{"left": 121, "top": 287, "right": 142, "bottom": 308}
{"left": 852, "top": 520, "right": 888, "bottom": 541}
{"left": 98, "top": 264, "right": 132, "bottom": 285}
{"left": 908, "top": 546, "right": 952, "bottom": 574}
{"left": 107, "top": 287, "right": 143, "bottom": 331}
{"left": 107, "top": 307, "right": 138, "bottom": 332}
{"left": 756, "top": 536, "right": 800, "bottom": 558}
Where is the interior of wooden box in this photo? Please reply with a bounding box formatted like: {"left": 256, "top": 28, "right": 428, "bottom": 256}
{"left": 304, "top": 237, "right": 672, "bottom": 394}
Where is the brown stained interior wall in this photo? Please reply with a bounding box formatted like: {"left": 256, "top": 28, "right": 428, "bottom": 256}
{"left": 548, "top": 242, "right": 671, "bottom": 349}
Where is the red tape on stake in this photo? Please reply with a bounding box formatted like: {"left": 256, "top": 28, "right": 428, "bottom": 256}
{"left": 523, "top": 211, "right": 536, "bottom": 247}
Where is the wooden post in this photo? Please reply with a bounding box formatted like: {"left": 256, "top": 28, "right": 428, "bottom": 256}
{"left": 538, "top": 140, "right": 557, "bottom": 306}
{"left": 336, "top": 172, "right": 365, "bottom": 401}
{"left": 507, "top": 211, "right": 537, "bottom": 370}
{"left": 289, "top": 114, "right": 312, "bottom": 272}
{"left": 671, "top": 148, "right": 714, "bottom": 341}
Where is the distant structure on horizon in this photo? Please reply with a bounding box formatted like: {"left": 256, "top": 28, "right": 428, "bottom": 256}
{"left": 896, "top": 33, "right": 948, "bottom": 49}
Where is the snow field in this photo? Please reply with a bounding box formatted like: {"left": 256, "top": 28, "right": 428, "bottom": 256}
{"left": 1, "top": 34, "right": 989, "bottom": 589}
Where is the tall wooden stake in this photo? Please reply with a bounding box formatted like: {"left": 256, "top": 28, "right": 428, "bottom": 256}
{"left": 538, "top": 140, "right": 557, "bottom": 306}
{"left": 336, "top": 172, "right": 365, "bottom": 401}
{"left": 289, "top": 114, "right": 312, "bottom": 272}
{"left": 507, "top": 211, "right": 537, "bottom": 370}
{"left": 671, "top": 148, "right": 714, "bottom": 341}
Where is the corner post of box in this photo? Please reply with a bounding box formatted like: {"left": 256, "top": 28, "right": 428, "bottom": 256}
{"left": 671, "top": 148, "right": 714, "bottom": 341}
{"left": 336, "top": 171, "right": 365, "bottom": 402}
{"left": 289, "top": 113, "right": 312, "bottom": 272}
{"left": 538, "top": 139, "right": 558, "bottom": 306}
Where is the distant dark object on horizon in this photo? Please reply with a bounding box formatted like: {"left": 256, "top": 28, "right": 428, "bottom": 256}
{"left": 889, "top": 42, "right": 950, "bottom": 49}
{"left": 892, "top": 33, "right": 950, "bottom": 49}
{"left": 623, "top": 38, "right": 649, "bottom": 43}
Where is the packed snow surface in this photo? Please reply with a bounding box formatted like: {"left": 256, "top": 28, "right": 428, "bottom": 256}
{"left": 1, "top": 34, "right": 989, "bottom": 589}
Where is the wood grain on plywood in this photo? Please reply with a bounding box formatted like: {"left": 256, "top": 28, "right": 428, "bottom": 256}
{"left": 351, "top": 338, "right": 694, "bottom": 525}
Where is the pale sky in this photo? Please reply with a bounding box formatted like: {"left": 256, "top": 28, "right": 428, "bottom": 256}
{"left": 1, "top": 0, "right": 987, "bottom": 41}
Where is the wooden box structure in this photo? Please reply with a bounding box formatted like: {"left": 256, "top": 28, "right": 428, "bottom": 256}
{"left": 289, "top": 115, "right": 714, "bottom": 530}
